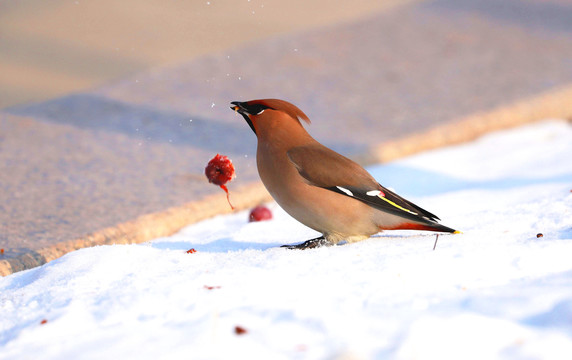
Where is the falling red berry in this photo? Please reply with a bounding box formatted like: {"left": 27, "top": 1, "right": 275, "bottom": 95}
{"left": 186, "top": 248, "right": 197, "bottom": 254}
{"left": 536, "top": 233, "right": 544, "bottom": 238}
{"left": 205, "top": 154, "right": 236, "bottom": 209}
{"left": 249, "top": 205, "right": 273, "bottom": 222}
{"left": 40, "top": 319, "right": 48, "bottom": 325}
{"left": 0, "top": 248, "right": 4, "bottom": 255}
{"left": 234, "top": 326, "right": 248, "bottom": 335}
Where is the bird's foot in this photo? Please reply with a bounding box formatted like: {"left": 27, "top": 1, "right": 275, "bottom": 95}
{"left": 281, "top": 236, "right": 332, "bottom": 250}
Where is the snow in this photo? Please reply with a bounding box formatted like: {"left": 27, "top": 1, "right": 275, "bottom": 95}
{"left": 1, "top": 120, "right": 572, "bottom": 359}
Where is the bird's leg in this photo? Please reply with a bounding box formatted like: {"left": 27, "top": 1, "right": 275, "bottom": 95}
{"left": 281, "top": 236, "right": 332, "bottom": 250}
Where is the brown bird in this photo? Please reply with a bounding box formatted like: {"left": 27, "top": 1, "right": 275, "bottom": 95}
{"left": 231, "top": 99, "right": 458, "bottom": 249}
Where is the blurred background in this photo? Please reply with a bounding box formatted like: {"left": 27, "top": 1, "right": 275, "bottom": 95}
{"left": 3, "top": 0, "right": 572, "bottom": 276}
{"left": 0, "top": 0, "right": 403, "bottom": 109}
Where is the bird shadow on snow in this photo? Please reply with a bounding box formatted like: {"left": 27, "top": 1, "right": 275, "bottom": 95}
{"left": 149, "top": 238, "right": 283, "bottom": 253}
{"left": 151, "top": 233, "right": 448, "bottom": 253}
{"left": 146, "top": 164, "right": 571, "bottom": 253}
{"left": 556, "top": 227, "right": 572, "bottom": 240}
{"left": 369, "top": 164, "right": 572, "bottom": 197}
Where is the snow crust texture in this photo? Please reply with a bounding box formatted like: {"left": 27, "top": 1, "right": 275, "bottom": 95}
{"left": 1, "top": 120, "right": 572, "bottom": 359}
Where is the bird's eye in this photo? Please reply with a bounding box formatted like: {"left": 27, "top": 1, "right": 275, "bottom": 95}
{"left": 249, "top": 104, "right": 269, "bottom": 115}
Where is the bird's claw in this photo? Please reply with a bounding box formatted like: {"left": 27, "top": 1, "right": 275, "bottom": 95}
{"left": 281, "top": 237, "right": 332, "bottom": 250}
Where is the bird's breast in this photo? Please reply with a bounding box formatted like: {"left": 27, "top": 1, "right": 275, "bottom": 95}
{"left": 255, "top": 143, "right": 379, "bottom": 239}
{"left": 256, "top": 143, "right": 298, "bottom": 204}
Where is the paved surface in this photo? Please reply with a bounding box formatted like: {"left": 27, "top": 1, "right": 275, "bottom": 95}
{"left": 0, "top": 0, "right": 404, "bottom": 109}
{"left": 2, "top": 0, "right": 572, "bottom": 275}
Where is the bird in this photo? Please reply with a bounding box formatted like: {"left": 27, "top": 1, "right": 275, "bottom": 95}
{"left": 231, "top": 99, "right": 458, "bottom": 249}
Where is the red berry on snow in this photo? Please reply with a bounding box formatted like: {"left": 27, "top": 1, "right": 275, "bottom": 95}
{"left": 186, "top": 248, "right": 197, "bottom": 254}
{"left": 234, "top": 326, "right": 248, "bottom": 335}
{"left": 40, "top": 319, "right": 48, "bottom": 325}
{"left": 205, "top": 154, "right": 236, "bottom": 209}
{"left": 249, "top": 205, "right": 273, "bottom": 222}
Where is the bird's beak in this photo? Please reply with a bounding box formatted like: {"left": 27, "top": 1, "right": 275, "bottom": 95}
{"left": 230, "top": 101, "right": 244, "bottom": 111}
{"left": 230, "top": 101, "right": 257, "bottom": 135}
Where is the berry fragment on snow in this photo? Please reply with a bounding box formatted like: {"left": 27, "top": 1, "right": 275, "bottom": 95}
{"left": 204, "top": 285, "right": 221, "bottom": 290}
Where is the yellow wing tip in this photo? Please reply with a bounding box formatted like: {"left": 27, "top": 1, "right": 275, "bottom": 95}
{"left": 453, "top": 230, "right": 463, "bottom": 234}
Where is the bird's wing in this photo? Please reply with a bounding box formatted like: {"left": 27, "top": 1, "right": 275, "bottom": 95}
{"left": 286, "top": 144, "right": 441, "bottom": 223}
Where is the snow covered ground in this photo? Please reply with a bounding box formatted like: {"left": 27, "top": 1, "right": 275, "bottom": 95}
{"left": 1, "top": 120, "right": 572, "bottom": 360}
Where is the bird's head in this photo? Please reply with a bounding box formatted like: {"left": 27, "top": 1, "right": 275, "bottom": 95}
{"left": 230, "top": 99, "right": 311, "bottom": 136}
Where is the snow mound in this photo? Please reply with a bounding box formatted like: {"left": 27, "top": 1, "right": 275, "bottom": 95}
{"left": 1, "top": 120, "right": 572, "bottom": 359}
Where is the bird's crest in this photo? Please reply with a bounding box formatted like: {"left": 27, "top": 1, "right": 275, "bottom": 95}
{"left": 249, "top": 99, "right": 311, "bottom": 125}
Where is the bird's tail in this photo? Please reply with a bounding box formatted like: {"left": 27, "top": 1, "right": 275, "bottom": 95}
{"left": 381, "top": 222, "right": 460, "bottom": 233}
